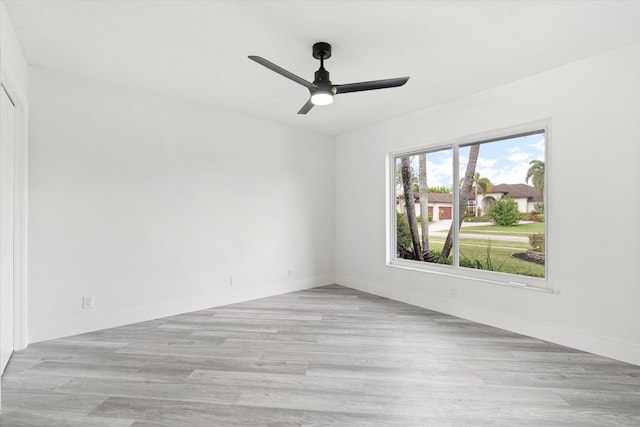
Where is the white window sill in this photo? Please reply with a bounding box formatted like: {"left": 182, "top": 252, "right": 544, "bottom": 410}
{"left": 387, "top": 259, "right": 555, "bottom": 294}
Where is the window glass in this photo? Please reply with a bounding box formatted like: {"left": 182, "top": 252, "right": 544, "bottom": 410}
{"left": 392, "top": 129, "right": 546, "bottom": 282}
{"left": 395, "top": 148, "right": 453, "bottom": 264}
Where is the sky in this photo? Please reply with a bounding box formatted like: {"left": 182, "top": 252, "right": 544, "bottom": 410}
{"left": 403, "top": 132, "right": 545, "bottom": 189}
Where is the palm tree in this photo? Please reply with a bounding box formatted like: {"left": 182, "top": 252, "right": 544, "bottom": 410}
{"left": 400, "top": 156, "right": 423, "bottom": 261}
{"left": 474, "top": 173, "right": 492, "bottom": 216}
{"left": 525, "top": 160, "right": 544, "bottom": 193}
{"left": 463, "top": 172, "right": 492, "bottom": 216}
{"left": 440, "top": 144, "right": 480, "bottom": 260}
{"left": 395, "top": 163, "right": 417, "bottom": 196}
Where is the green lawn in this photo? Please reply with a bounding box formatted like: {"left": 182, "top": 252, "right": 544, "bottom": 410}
{"left": 460, "top": 222, "right": 544, "bottom": 235}
{"left": 427, "top": 236, "right": 544, "bottom": 278}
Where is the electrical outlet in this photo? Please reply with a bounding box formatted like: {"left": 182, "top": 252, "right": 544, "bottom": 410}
{"left": 450, "top": 288, "right": 457, "bottom": 297}
{"left": 82, "top": 296, "right": 94, "bottom": 309}
{"left": 287, "top": 268, "right": 294, "bottom": 277}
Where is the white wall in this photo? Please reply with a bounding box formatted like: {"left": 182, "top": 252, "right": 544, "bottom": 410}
{"left": 1, "top": 1, "right": 28, "bottom": 95}
{"left": 335, "top": 43, "right": 640, "bottom": 365}
{"left": 27, "top": 67, "right": 335, "bottom": 343}
{"left": 1, "top": 0, "right": 29, "bottom": 409}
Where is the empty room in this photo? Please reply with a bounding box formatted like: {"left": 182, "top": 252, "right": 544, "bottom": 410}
{"left": 1, "top": 0, "right": 639, "bottom": 425}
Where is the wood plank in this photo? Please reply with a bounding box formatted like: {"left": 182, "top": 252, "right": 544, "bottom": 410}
{"left": 2, "top": 285, "right": 639, "bottom": 425}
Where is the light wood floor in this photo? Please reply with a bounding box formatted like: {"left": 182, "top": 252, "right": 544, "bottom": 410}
{"left": 1, "top": 284, "right": 639, "bottom": 426}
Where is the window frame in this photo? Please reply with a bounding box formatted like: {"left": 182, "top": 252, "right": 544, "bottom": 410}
{"left": 386, "top": 120, "right": 551, "bottom": 292}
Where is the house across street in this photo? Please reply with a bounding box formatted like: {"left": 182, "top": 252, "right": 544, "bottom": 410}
{"left": 398, "top": 183, "right": 543, "bottom": 221}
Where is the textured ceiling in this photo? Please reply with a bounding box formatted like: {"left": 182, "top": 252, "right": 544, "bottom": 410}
{"left": 5, "top": 0, "right": 640, "bottom": 136}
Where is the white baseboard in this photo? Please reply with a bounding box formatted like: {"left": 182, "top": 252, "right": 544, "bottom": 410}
{"left": 336, "top": 275, "right": 640, "bottom": 367}
{"left": 27, "top": 274, "right": 639, "bottom": 367}
{"left": 28, "top": 275, "right": 333, "bottom": 345}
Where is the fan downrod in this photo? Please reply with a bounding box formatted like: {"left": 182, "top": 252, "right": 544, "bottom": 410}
{"left": 312, "top": 42, "right": 331, "bottom": 60}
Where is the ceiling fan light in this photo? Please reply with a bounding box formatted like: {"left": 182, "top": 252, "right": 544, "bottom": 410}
{"left": 311, "top": 91, "right": 333, "bottom": 106}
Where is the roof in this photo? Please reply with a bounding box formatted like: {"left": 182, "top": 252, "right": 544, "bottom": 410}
{"left": 396, "top": 192, "right": 453, "bottom": 203}
{"left": 489, "top": 184, "right": 543, "bottom": 201}
{"left": 421, "top": 193, "right": 453, "bottom": 203}
{"left": 401, "top": 192, "right": 452, "bottom": 204}
{"left": 400, "top": 183, "right": 542, "bottom": 203}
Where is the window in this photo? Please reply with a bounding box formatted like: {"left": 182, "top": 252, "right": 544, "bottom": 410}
{"left": 388, "top": 123, "right": 547, "bottom": 288}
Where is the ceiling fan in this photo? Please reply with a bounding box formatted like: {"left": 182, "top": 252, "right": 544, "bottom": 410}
{"left": 249, "top": 42, "right": 409, "bottom": 114}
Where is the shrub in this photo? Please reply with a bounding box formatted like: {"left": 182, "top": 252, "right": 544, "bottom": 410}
{"left": 534, "top": 201, "right": 545, "bottom": 214}
{"left": 464, "top": 207, "right": 475, "bottom": 220}
{"left": 416, "top": 214, "right": 433, "bottom": 224}
{"left": 529, "top": 233, "right": 545, "bottom": 252}
{"left": 520, "top": 212, "right": 534, "bottom": 221}
{"left": 536, "top": 213, "right": 545, "bottom": 222}
{"left": 488, "top": 197, "right": 520, "bottom": 226}
{"left": 459, "top": 257, "right": 475, "bottom": 268}
{"left": 396, "top": 213, "right": 413, "bottom": 253}
{"left": 430, "top": 249, "right": 452, "bottom": 265}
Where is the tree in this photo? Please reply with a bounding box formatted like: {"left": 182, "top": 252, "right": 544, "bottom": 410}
{"left": 418, "top": 154, "right": 429, "bottom": 252}
{"left": 525, "top": 160, "right": 545, "bottom": 193}
{"left": 474, "top": 172, "right": 492, "bottom": 197}
{"left": 440, "top": 144, "right": 480, "bottom": 260}
{"left": 428, "top": 185, "right": 452, "bottom": 194}
{"left": 488, "top": 197, "right": 520, "bottom": 226}
{"left": 462, "top": 172, "right": 492, "bottom": 216}
{"left": 400, "top": 156, "right": 423, "bottom": 261}
{"left": 396, "top": 164, "right": 417, "bottom": 196}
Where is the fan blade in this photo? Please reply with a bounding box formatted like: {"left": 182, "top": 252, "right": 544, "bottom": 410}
{"left": 248, "top": 56, "right": 316, "bottom": 89}
{"left": 297, "top": 99, "right": 315, "bottom": 115}
{"left": 334, "top": 77, "right": 409, "bottom": 94}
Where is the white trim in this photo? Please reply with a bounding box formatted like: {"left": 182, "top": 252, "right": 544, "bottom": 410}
{"left": 387, "top": 119, "right": 551, "bottom": 290}
{"left": 28, "top": 275, "right": 333, "bottom": 344}
{"left": 0, "top": 69, "right": 28, "bottom": 352}
{"left": 387, "top": 259, "right": 553, "bottom": 293}
{"left": 385, "top": 152, "right": 395, "bottom": 265}
{"left": 542, "top": 120, "right": 551, "bottom": 287}
{"left": 336, "top": 275, "right": 640, "bottom": 366}
{"left": 452, "top": 144, "right": 460, "bottom": 268}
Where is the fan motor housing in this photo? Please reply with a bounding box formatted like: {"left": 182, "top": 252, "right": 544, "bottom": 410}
{"left": 312, "top": 42, "right": 331, "bottom": 60}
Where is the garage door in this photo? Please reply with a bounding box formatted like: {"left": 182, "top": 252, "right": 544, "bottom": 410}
{"left": 439, "top": 207, "right": 452, "bottom": 220}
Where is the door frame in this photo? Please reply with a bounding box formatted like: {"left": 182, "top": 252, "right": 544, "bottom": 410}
{"left": 1, "top": 68, "right": 28, "bottom": 355}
